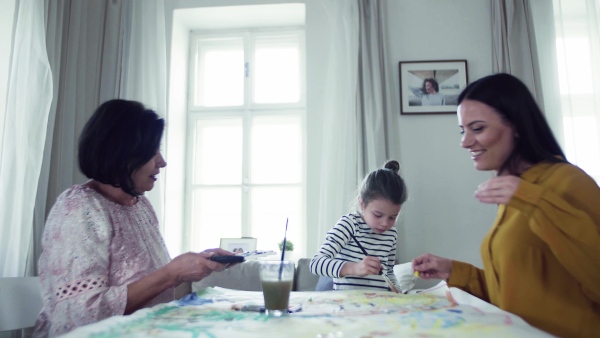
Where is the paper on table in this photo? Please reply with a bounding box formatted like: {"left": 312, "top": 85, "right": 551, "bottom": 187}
{"left": 231, "top": 303, "right": 302, "bottom": 313}
{"left": 237, "top": 250, "right": 277, "bottom": 260}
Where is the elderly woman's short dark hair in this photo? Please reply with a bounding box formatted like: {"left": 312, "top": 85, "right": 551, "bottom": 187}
{"left": 78, "top": 99, "right": 165, "bottom": 196}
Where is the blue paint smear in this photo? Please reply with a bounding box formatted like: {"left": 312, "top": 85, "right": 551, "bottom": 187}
{"left": 447, "top": 309, "right": 462, "bottom": 313}
{"left": 177, "top": 292, "right": 214, "bottom": 306}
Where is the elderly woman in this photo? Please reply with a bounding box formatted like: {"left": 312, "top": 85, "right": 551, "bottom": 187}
{"left": 412, "top": 74, "right": 600, "bottom": 337}
{"left": 33, "top": 99, "right": 233, "bottom": 337}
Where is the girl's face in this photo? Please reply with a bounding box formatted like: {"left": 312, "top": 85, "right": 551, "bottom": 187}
{"left": 359, "top": 198, "right": 401, "bottom": 234}
{"left": 131, "top": 151, "right": 167, "bottom": 194}
{"left": 457, "top": 99, "right": 516, "bottom": 174}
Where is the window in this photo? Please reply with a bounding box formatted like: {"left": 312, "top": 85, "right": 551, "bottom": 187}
{"left": 552, "top": 0, "right": 600, "bottom": 181}
{"left": 184, "top": 29, "right": 306, "bottom": 255}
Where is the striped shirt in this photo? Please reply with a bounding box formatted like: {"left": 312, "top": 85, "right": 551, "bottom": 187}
{"left": 310, "top": 213, "right": 399, "bottom": 291}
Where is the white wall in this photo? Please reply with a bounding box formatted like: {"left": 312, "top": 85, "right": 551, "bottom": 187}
{"left": 387, "top": 0, "right": 497, "bottom": 268}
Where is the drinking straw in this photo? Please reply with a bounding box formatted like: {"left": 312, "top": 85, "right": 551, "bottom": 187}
{"left": 278, "top": 218, "right": 289, "bottom": 280}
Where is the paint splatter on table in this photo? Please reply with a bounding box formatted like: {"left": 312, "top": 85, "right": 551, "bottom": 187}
{"left": 62, "top": 284, "right": 551, "bottom": 337}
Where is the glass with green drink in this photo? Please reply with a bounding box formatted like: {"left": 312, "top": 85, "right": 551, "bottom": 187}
{"left": 259, "top": 260, "right": 295, "bottom": 317}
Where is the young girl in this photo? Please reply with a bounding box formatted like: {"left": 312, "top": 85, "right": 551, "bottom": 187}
{"left": 310, "top": 160, "right": 408, "bottom": 291}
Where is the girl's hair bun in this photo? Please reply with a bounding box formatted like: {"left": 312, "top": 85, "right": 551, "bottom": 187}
{"left": 383, "top": 160, "right": 400, "bottom": 174}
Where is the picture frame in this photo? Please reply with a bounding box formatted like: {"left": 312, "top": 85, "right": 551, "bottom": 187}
{"left": 220, "top": 237, "right": 257, "bottom": 254}
{"left": 399, "top": 60, "right": 468, "bottom": 115}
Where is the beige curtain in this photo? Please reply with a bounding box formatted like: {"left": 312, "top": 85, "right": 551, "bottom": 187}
{"left": 32, "top": 0, "right": 168, "bottom": 275}
{"left": 31, "top": 0, "right": 127, "bottom": 276}
{"left": 490, "top": 0, "right": 540, "bottom": 100}
{"left": 356, "top": 0, "right": 401, "bottom": 174}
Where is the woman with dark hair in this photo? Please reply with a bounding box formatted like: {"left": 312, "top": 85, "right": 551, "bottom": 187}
{"left": 410, "top": 78, "right": 446, "bottom": 106}
{"left": 412, "top": 73, "right": 600, "bottom": 337}
{"left": 33, "top": 99, "right": 234, "bottom": 337}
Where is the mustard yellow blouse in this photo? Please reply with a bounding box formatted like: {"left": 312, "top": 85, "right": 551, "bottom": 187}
{"left": 448, "top": 161, "right": 600, "bottom": 338}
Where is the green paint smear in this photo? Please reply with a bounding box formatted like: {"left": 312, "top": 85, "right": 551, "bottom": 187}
{"left": 87, "top": 305, "right": 269, "bottom": 337}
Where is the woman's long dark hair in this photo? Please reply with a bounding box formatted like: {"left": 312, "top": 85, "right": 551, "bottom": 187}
{"left": 458, "top": 73, "right": 566, "bottom": 175}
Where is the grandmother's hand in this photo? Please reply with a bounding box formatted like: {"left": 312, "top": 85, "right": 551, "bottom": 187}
{"left": 168, "top": 249, "right": 235, "bottom": 283}
{"left": 474, "top": 175, "right": 521, "bottom": 205}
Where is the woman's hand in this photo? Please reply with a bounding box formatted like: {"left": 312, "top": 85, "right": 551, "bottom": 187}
{"left": 474, "top": 176, "right": 521, "bottom": 205}
{"left": 126, "top": 248, "right": 236, "bottom": 314}
{"left": 340, "top": 256, "right": 381, "bottom": 277}
{"left": 201, "top": 247, "right": 237, "bottom": 258}
{"left": 412, "top": 253, "right": 452, "bottom": 280}
{"left": 168, "top": 249, "right": 235, "bottom": 284}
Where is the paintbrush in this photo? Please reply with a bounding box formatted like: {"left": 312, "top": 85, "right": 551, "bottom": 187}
{"left": 350, "top": 233, "right": 399, "bottom": 293}
{"left": 278, "top": 218, "right": 289, "bottom": 280}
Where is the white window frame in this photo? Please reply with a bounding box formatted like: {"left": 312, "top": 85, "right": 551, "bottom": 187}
{"left": 183, "top": 28, "right": 307, "bottom": 254}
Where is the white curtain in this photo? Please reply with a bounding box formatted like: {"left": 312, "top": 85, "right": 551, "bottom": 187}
{"left": 119, "top": 0, "right": 168, "bottom": 231}
{"left": 0, "top": 0, "right": 53, "bottom": 277}
{"left": 529, "top": 0, "right": 600, "bottom": 182}
{"left": 316, "top": 0, "right": 400, "bottom": 246}
{"left": 316, "top": 0, "right": 360, "bottom": 245}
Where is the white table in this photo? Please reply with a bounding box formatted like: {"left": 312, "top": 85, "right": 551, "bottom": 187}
{"left": 62, "top": 282, "right": 552, "bottom": 337}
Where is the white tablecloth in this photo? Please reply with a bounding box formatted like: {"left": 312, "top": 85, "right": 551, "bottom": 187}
{"left": 62, "top": 282, "right": 552, "bottom": 337}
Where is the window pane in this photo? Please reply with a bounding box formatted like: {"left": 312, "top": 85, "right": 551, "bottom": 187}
{"left": 250, "top": 115, "right": 302, "bottom": 184}
{"left": 195, "top": 38, "right": 244, "bottom": 107}
{"left": 556, "top": 38, "right": 592, "bottom": 95}
{"left": 563, "top": 115, "right": 600, "bottom": 178}
{"left": 190, "top": 187, "right": 242, "bottom": 251}
{"left": 250, "top": 187, "right": 302, "bottom": 254}
{"left": 253, "top": 37, "right": 301, "bottom": 104}
{"left": 193, "top": 118, "right": 243, "bottom": 185}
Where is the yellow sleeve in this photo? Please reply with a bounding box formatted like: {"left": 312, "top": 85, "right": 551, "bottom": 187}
{"left": 446, "top": 260, "right": 490, "bottom": 302}
{"left": 509, "top": 164, "right": 600, "bottom": 304}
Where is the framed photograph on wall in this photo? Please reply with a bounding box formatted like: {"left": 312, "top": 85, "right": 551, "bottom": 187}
{"left": 220, "top": 237, "right": 257, "bottom": 254}
{"left": 399, "top": 60, "right": 468, "bottom": 115}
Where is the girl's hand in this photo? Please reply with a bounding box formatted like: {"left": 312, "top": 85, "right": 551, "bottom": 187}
{"left": 474, "top": 176, "right": 521, "bottom": 205}
{"left": 341, "top": 256, "right": 381, "bottom": 277}
{"left": 412, "top": 253, "right": 452, "bottom": 280}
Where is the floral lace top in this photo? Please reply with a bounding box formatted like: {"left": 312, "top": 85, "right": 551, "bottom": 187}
{"left": 33, "top": 185, "right": 174, "bottom": 337}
